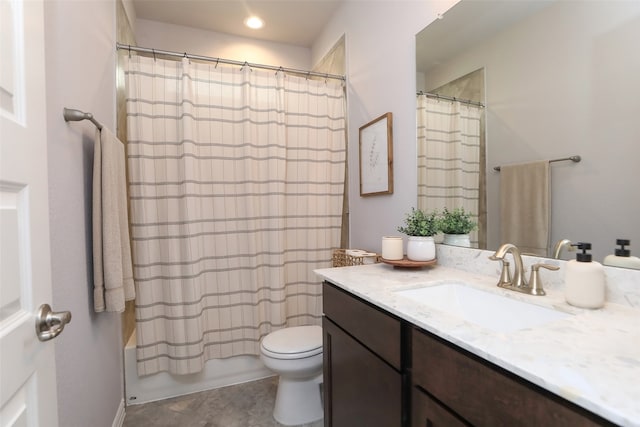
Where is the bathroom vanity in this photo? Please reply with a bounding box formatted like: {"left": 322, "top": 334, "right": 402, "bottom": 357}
{"left": 317, "top": 261, "right": 640, "bottom": 427}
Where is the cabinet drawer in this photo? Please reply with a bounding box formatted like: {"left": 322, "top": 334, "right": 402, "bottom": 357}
{"left": 412, "top": 328, "right": 610, "bottom": 426}
{"left": 323, "top": 281, "right": 401, "bottom": 370}
{"left": 412, "top": 387, "right": 468, "bottom": 427}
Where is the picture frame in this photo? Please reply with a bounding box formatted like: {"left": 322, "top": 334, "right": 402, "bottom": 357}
{"left": 359, "top": 112, "right": 393, "bottom": 196}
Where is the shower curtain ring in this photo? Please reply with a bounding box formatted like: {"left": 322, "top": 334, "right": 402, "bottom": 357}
{"left": 152, "top": 49, "right": 156, "bottom": 61}
{"left": 215, "top": 58, "right": 219, "bottom": 69}
{"left": 128, "top": 44, "right": 131, "bottom": 58}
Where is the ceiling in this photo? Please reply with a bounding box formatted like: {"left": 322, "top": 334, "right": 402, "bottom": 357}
{"left": 132, "top": 0, "right": 344, "bottom": 48}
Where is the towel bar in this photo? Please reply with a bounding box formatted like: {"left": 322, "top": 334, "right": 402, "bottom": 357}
{"left": 63, "top": 107, "right": 103, "bottom": 130}
{"left": 493, "top": 155, "right": 580, "bottom": 172}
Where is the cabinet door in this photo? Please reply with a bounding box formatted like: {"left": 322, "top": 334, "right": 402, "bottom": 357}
{"left": 323, "top": 317, "right": 402, "bottom": 427}
{"left": 412, "top": 387, "right": 468, "bottom": 427}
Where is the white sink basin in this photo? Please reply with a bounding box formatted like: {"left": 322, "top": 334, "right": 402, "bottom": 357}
{"left": 395, "top": 282, "right": 570, "bottom": 333}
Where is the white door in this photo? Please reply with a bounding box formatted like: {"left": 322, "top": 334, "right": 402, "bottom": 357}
{"left": 1, "top": 0, "right": 67, "bottom": 425}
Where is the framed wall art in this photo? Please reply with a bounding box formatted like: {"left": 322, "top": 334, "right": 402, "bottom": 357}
{"left": 359, "top": 112, "right": 393, "bottom": 196}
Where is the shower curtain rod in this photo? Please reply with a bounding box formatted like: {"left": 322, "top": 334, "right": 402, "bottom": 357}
{"left": 417, "top": 91, "right": 485, "bottom": 108}
{"left": 116, "top": 43, "right": 346, "bottom": 82}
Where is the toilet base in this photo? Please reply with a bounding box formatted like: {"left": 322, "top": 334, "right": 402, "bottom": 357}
{"left": 273, "top": 374, "right": 323, "bottom": 426}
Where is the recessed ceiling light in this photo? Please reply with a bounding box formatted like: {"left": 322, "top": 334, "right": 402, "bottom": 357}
{"left": 245, "top": 16, "right": 264, "bottom": 30}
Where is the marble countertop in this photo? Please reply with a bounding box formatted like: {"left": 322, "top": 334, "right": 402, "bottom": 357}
{"left": 315, "top": 263, "right": 640, "bottom": 427}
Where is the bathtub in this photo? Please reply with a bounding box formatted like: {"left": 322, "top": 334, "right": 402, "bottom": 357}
{"left": 124, "top": 331, "right": 274, "bottom": 405}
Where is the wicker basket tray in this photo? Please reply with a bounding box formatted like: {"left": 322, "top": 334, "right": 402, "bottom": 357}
{"left": 332, "top": 249, "right": 379, "bottom": 267}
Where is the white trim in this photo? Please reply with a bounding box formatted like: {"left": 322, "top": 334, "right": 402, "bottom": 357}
{"left": 112, "top": 399, "right": 126, "bottom": 427}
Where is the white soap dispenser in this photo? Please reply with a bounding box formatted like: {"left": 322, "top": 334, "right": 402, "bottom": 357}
{"left": 603, "top": 239, "right": 640, "bottom": 270}
{"left": 564, "top": 242, "right": 606, "bottom": 309}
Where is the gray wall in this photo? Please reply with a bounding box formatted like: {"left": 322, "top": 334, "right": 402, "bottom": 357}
{"left": 135, "top": 18, "right": 312, "bottom": 69}
{"left": 311, "top": 1, "right": 458, "bottom": 253}
{"left": 44, "top": 1, "right": 124, "bottom": 426}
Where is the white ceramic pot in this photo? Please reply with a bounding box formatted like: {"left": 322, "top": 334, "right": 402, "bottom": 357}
{"left": 443, "top": 233, "right": 471, "bottom": 248}
{"left": 406, "top": 236, "right": 436, "bottom": 261}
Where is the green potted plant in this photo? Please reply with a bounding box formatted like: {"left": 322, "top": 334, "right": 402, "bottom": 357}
{"left": 437, "top": 207, "right": 477, "bottom": 247}
{"left": 397, "top": 207, "right": 438, "bottom": 261}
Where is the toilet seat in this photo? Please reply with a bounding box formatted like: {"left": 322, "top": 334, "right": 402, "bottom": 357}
{"left": 260, "top": 325, "right": 322, "bottom": 360}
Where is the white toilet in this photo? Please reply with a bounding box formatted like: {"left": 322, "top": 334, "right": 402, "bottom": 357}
{"left": 259, "top": 325, "right": 323, "bottom": 426}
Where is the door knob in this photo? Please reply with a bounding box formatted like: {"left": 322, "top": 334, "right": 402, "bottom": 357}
{"left": 35, "top": 304, "right": 72, "bottom": 341}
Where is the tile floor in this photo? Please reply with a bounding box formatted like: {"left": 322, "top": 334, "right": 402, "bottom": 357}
{"left": 122, "top": 376, "right": 324, "bottom": 427}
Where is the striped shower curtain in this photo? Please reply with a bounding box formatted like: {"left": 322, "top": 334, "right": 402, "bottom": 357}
{"left": 417, "top": 96, "right": 482, "bottom": 247}
{"left": 125, "top": 55, "right": 346, "bottom": 375}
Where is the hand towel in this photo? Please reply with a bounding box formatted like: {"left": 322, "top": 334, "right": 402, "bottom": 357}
{"left": 499, "top": 160, "right": 550, "bottom": 256}
{"left": 93, "top": 127, "right": 135, "bottom": 312}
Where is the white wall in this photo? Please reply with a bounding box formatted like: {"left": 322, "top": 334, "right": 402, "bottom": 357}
{"left": 423, "top": 1, "right": 640, "bottom": 260}
{"left": 44, "top": 1, "right": 124, "bottom": 426}
{"left": 136, "top": 19, "right": 312, "bottom": 69}
{"left": 312, "top": 0, "right": 459, "bottom": 253}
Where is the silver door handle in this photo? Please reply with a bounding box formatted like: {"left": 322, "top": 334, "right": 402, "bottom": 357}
{"left": 36, "top": 304, "right": 72, "bottom": 341}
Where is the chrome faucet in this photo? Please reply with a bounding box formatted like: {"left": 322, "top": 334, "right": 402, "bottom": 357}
{"left": 489, "top": 243, "right": 559, "bottom": 296}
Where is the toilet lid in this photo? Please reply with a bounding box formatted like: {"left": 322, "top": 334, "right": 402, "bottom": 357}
{"left": 261, "top": 325, "right": 322, "bottom": 359}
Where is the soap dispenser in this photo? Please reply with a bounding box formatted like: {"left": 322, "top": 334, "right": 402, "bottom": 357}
{"left": 603, "top": 239, "right": 640, "bottom": 269}
{"left": 564, "top": 242, "right": 605, "bottom": 309}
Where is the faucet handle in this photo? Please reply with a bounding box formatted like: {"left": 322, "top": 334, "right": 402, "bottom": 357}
{"left": 498, "top": 260, "right": 512, "bottom": 287}
{"left": 489, "top": 255, "right": 512, "bottom": 287}
{"left": 528, "top": 263, "right": 560, "bottom": 296}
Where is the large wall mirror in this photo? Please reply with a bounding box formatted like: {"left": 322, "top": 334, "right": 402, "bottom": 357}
{"left": 416, "top": 0, "right": 640, "bottom": 266}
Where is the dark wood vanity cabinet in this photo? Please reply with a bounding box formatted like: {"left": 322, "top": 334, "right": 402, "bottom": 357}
{"left": 322, "top": 282, "right": 403, "bottom": 427}
{"left": 322, "top": 280, "right": 615, "bottom": 427}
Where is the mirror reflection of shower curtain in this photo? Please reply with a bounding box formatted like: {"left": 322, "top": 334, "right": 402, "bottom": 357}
{"left": 417, "top": 96, "right": 482, "bottom": 247}
{"left": 125, "top": 55, "right": 346, "bottom": 375}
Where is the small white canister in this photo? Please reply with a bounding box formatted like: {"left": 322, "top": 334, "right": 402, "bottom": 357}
{"left": 382, "top": 236, "right": 404, "bottom": 260}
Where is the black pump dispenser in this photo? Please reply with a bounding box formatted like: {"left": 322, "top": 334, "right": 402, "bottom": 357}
{"left": 614, "top": 239, "right": 631, "bottom": 257}
{"left": 572, "top": 242, "right": 592, "bottom": 262}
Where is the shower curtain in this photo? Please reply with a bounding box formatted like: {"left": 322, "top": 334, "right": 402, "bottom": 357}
{"left": 417, "top": 96, "right": 482, "bottom": 246}
{"left": 125, "top": 55, "right": 346, "bottom": 375}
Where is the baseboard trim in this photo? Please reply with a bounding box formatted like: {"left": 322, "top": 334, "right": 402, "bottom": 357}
{"left": 112, "top": 399, "right": 126, "bottom": 427}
